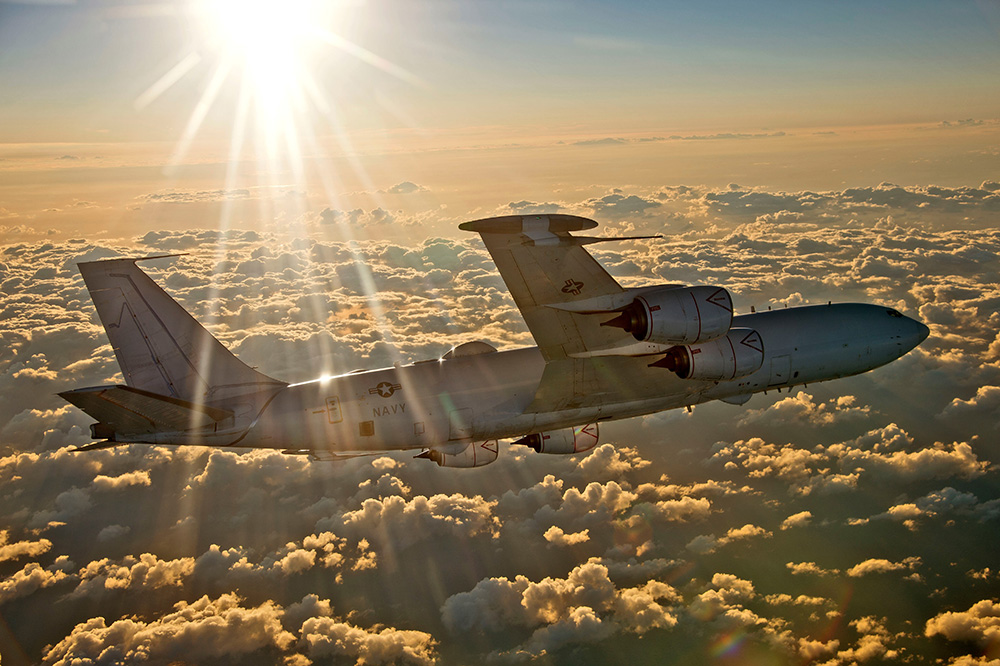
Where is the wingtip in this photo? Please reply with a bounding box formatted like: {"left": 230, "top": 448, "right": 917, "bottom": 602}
{"left": 76, "top": 253, "right": 188, "bottom": 267}
{"left": 459, "top": 214, "right": 598, "bottom": 234}
{"left": 71, "top": 440, "right": 120, "bottom": 452}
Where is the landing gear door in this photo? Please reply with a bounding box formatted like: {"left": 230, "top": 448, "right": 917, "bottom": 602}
{"left": 768, "top": 354, "right": 791, "bottom": 387}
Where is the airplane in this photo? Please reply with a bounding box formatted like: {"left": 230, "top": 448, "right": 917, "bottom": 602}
{"left": 59, "top": 214, "right": 929, "bottom": 467}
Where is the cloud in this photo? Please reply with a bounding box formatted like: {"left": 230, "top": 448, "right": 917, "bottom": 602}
{"left": 846, "top": 556, "right": 921, "bottom": 577}
{"left": 737, "top": 391, "right": 870, "bottom": 428}
{"left": 2, "top": 179, "right": 999, "bottom": 663}
{"left": 318, "top": 207, "right": 400, "bottom": 227}
{"left": 940, "top": 118, "right": 985, "bottom": 128}
{"left": 711, "top": 427, "right": 989, "bottom": 496}
{"left": 42, "top": 593, "right": 295, "bottom": 663}
{"left": 1, "top": 562, "right": 70, "bottom": 604}
{"left": 572, "top": 137, "right": 628, "bottom": 146}
{"left": 655, "top": 496, "right": 712, "bottom": 522}
{"left": 925, "top": 600, "right": 1000, "bottom": 647}
{"left": 96, "top": 524, "right": 130, "bottom": 541}
{"left": 543, "top": 526, "right": 590, "bottom": 546}
{"left": 571, "top": 443, "right": 650, "bottom": 480}
{"left": 584, "top": 191, "right": 661, "bottom": 218}
{"left": 942, "top": 385, "right": 1000, "bottom": 424}
{"left": 91, "top": 470, "right": 151, "bottom": 490}
{"left": 441, "top": 560, "right": 680, "bottom": 658}
{"left": 327, "top": 493, "right": 500, "bottom": 544}
{"left": 786, "top": 561, "right": 839, "bottom": 577}
{"left": 686, "top": 523, "right": 770, "bottom": 554}
{"left": 139, "top": 189, "right": 251, "bottom": 204}
{"left": 0, "top": 530, "right": 52, "bottom": 562}
{"left": 384, "top": 181, "right": 428, "bottom": 195}
{"left": 499, "top": 200, "right": 568, "bottom": 215}
{"left": 833, "top": 616, "right": 901, "bottom": 663}
{"left": 780, "top": 511, "right": 812, "bottom": 530}
{"left": 298, "top": 617, "right": 437, "bottom": 665}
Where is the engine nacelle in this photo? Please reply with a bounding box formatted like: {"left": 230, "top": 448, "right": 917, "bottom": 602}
{"left": 513, "top": 423, "right": 599, "bottom": 455}
{"left": 651, "top": 328, "right": 764, "bottom": 381}
{"left": 602, "top": 286, "right": 733, "bottom": 345}
{"left": 418, "top": 440, "right": 499, "bottom": 468}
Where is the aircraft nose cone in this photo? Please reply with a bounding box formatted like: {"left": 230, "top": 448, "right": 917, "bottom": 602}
{"left": 903, "top": 315, "right": 930, "bottom": 350}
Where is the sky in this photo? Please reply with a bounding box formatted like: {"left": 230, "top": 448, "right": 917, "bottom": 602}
{"left": 1, "top": 0, "right": 999, "bottom": 664}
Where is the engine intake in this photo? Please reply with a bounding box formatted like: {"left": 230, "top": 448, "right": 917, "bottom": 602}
{"left": 602, "top": 286, "right": 733, "bottom": 345}
{"left": 650, "top": 328, "right": 764, "bottom": 381}
{"left": 513, "top": 423, "right": 599, "bottom": 455}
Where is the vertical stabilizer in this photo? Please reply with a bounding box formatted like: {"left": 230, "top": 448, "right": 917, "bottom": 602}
{"left": 79, "top": 256, "right": 285, "bottom": 403}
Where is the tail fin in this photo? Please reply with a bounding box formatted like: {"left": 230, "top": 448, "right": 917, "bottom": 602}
{"left": 78, "top": 256, "right": 285, "bottom": 403}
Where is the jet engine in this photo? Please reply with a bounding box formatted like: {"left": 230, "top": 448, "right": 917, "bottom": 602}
{"left": 650, "top": 328, "right": 764, "bottom": 381}
{"left": 417, "top": 440, "right": 499, "bottom": 468}
{"left": 602, "top": 286, "right": 733, "bottom": 345}
{"left": 512, "top": 423, "right": 599, "bottom": 454}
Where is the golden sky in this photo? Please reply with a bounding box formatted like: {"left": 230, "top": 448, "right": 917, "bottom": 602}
{"left": 2, "top": 0, "right": 998, "bottom": 243}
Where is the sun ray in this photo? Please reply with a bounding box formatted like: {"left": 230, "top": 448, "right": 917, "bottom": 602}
{"left": 168, "top": 58, "right": 233, "bottom": 170}
{"left": 311, "top": 27, "right": 426, "bottom": 88}
{"left": 135, "top": 51, "right": 202, "bottom": 111}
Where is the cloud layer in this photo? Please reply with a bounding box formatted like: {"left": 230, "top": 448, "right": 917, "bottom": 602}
{"left": 1, "top": 181, "right": 998, "bottom": 664}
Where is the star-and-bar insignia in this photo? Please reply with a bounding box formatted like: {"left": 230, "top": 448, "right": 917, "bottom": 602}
{"left": 561, "top": 279, "right": 584, "bottom": 296}
{"left": 369, "top": 382, "right": 401, "bottom": 398}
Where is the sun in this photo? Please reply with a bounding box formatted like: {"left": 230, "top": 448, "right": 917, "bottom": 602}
{"left": 138, "top": 0, "right": 417, "bottom": 175}
{"left": 199, "top": 0, "right": 319, "bottom": 104}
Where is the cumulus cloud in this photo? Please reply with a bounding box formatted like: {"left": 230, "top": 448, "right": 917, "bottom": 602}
{"left": 543, "top": 526, "right": 590, "bottom": 546}
{"left": 686, "top": 523, "right": 771, "bottom": 554}
{"left": 42, "top": 593, "right": 295, "bottom": 664}
{"left": 711, "top": 427, "right": 989, "bottom": 496}
{"left": 846, "top": 556, "right": 921, "bottom": 578}
{"left": 925, "top": 600, "right": 1000, "bottom": 648}
{"left": 942, "top": 385, "right": 1000, "bottom": 424}
{"left": 1, "top": 562, "right": 70, "bottom": 604}
{"left": 0, "top": 530, "right": 52, "bottom": 562}
{"left": 299, "top": 616, "right": 437, "bottom": 665}
{"left": 329, "top": 493, "right": 500, "bottom": 544}
{"left": 442, "top": 560, "right": 680, "bottom": 658}
{"left": 833, "top": 615, "right": 901, "bottom": 663}
{"left": 786, "top": 561, "right": 839, "bottom": 577}
{"left": 2, "top": 179, "right": 999, "bottom": 663}
{"left": 737, "top": 391, "right": 871, "bottom": 428}
{"left": 384, "top": 181, "right": 428, "bottom": 195}
{"left": 780, "top": 510, "right": 812, "bottom": 530}
{"left": 91, "top": 470, "right": 152, "bottom": 490}
{"left": 317, "top": 206, "right": 419, "bottom": 228}
{"left": 584, "top": 191, "right": 661, "bottom": 218}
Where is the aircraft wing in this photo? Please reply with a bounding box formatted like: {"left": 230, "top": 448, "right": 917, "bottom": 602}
{"left": 461, "top": 215, "right": 678, "bottom": 413}
{"left": 460, "top": 214, "right": 653, "bottom": 361}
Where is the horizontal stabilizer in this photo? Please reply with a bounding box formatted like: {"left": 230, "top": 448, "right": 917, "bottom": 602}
{"left": 59, "top": 385, "right": 232, "bottom": 436}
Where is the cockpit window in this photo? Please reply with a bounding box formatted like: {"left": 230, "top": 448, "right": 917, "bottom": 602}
{"left": 886, "top": 308, "right": 903, "bottom": 318}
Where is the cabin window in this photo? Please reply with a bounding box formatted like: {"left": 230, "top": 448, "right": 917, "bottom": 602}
{"left": 359, "top": 421, "right": 374, "bottom": 437}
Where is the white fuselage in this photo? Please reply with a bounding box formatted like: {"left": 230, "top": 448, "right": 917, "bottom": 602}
{"left": 149, "top": 303, "right": 925, "bottom": 454}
